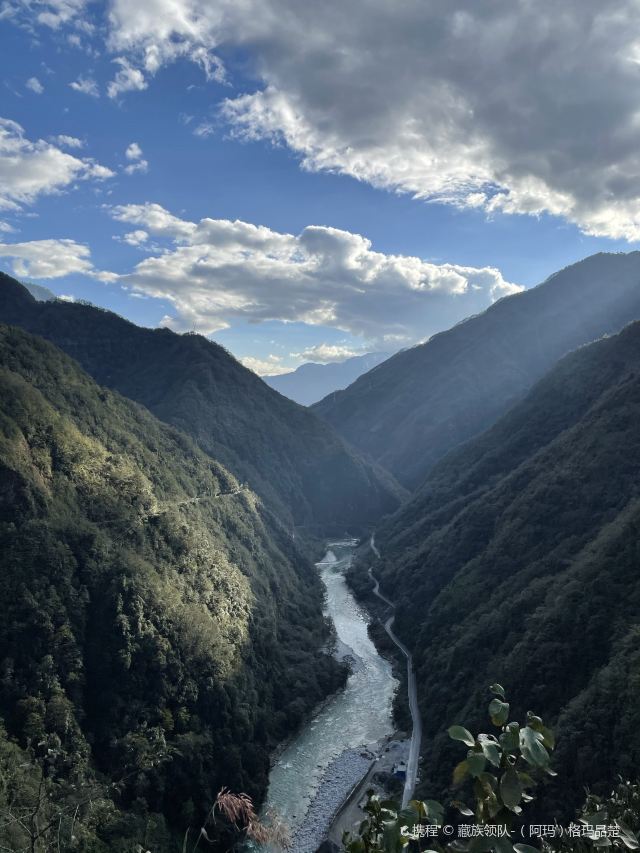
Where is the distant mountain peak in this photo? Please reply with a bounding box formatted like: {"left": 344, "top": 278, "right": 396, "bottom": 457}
{"left": 264, "top": 351, "right": 391, "bottom": 406}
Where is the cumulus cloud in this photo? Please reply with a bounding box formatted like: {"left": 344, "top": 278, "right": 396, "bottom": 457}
{"left": 42, "top": 0, "right": 640, "bottom": 241}
{"left": 2, "top": 0, "right": 87, "bottom": 29}
{"left": 25, "top": 77, "right": 44, "bottom": 94}
{"left": 123, "top": 142, "right": 149, "bottom": 174}
{"left": 217, "top": 1, "right": 640, "bottom": 241}
{"left": 106, "top": 1, "right": 226, "bottom": 81}
{"left": 35, "top": 0, "right": 87, "bottom": 29}
{"left": 110, "top": 202, "right": 197, "bottom": 240}
{"left": 125, "top": 142, "right": 142, "bottom": 161}
{"left": 0, "top": 118, "right": 114, "bottom": 210}
{"left": 52, "top": 134, "right": 84, "bottom": 149}
{"left": 0, "top": 238, "right": 114, "bottom": 280}
{"left": 11, "top": 0, "right": 640, "bottom": 240}
{"left": 116, "top": 229, "right": 149, "bottom": 247}
{"left": 107, "top": 57, "right": 147, "bottom": 99}
{"left": 69, "top": 76, "right": 99, "bottom": 97}
{"left": 108, "top": 202, "right": 520, "bottom": 345}
{"left": 124, "top": 162, "right": 149, "bottom": 176}
{"left": 293, "top": 344, "right": 365, "bottom": 363}
{"left": 240, "top": 354, "right": 289, "bottom": 376}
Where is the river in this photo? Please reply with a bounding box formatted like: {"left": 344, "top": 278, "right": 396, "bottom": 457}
{"left": 261, "top": 539, "right": 398, "bottom": 847}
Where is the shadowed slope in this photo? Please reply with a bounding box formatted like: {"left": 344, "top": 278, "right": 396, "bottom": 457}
{"left": 0, "top": 273, "right": 405, "bottom": 534}
{"left": 314, "top": 252, "right": 640, "bottom": 489}
{"left": 0, "top": 324, "right": 345, "bottom": 849}
{"left": 349, "top": 320, "right": 640, "bottom": 820}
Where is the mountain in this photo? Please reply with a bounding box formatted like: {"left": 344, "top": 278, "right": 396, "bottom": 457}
{"left": 0, "top": 323, "right": 345, "bottom": 850}
{"left": 22, "top": 282, "right": 55, "bottom": 301}
{"left": 313, "top": 252, "right": 640, "bottom": 489}
{"left": 349, "top": 319, "right": 640, "bottom": 820}
{"left": 264, "top": 352, "right": 390, "bottom": 406}
{"left": 0, "top": 273, "right": 405, "bottom": 535}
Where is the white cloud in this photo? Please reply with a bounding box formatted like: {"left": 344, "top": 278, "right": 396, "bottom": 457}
{"left": 65, "top": 0, "right": 640, "bottom": 242}
{"left": 0, "top": 221, "right": 15, "bottom": 233}
{"left": 107, "top": 57, "right": 147, "bottom": 99}
{"left": 110, "top": 202, "right": 197, "bottom": 240}
{"left": 25, "top": 77, "right": 44, "bottom": 94}
{"left": 293, "top": 344, "right": 364, "bottom": 363}
{"left": 14, "top": 1, "right": 640, "bottom": 239}
{"left": 119, "top": 229, "right": 149, "bottom": 246}
{"left": 123, "top": 142, "right": 149, "bottom": 174}
{"left": 193, "top": 121, "right": 215, "bottom": 138}
{"left": 0, "top": 238, "right": 111, "bottom": 279}
{"left": 2, "top": 0, "right": 87, "bottom": 29}
{"left": 108, "top": 202, "right": 520, "bottom": 346}
{"left": 125, "top": 160, "right": 149, "bottom": 173}
{"left": 0, "top": 117, "right": 114, "bottom": 210}
{"left": 125, "top": 142, "right": 143, "bottom": 161}
{"left": 52, "top": 134, "right": 84, "bottom": 149}
{"left": 240, "top": 354, "right": 289, "bottom": 376}
{"left": 36, "top": 0, "right": 87, "bottom": 29}
{"left": 106, "top": 1, "right": 226, "bottom": 82}
{"left": 69, "top": 76, "right": 99, "bottom": 97}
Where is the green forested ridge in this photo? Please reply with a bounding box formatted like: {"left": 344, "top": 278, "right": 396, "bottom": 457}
{"left": 350, "top": 320, "right": 640, "bottom": 821}
{"left": 314, "top": 252, "right": 640, "bottom": 489}
{"left": 0, "top": 324, "right": 346, "bottom": 850}
{"left": 0, "top": 272, "right": 404, "bottom": 535}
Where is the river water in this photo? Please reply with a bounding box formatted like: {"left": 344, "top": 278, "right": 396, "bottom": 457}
{"left": 262, "top": 539, "right": 397, "bottom": 840}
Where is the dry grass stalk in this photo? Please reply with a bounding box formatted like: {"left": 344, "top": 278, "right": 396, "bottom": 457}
{"left": 213, "top": 789, "right": 291, "bottom": 849}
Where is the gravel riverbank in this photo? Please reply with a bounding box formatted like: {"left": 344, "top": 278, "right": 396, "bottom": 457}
{"left": 288, "top": 748, "right": 374, "bottom": 852}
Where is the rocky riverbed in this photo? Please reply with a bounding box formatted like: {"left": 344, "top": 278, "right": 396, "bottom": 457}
{"left": 258, "top": 541, "right": 396, "bottom": 851}
{"left": 288, "top": 748, "right": 375, "bottom": 853}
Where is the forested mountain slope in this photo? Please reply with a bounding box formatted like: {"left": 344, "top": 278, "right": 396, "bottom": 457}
{"left": 350, "top": 320, "right": 640, "bottom": 819}
{"left": 0, "top": 274, "right": 404, "bottom": 533}
{"left": 0, "top": 324, "right": 345, "bottom": 850}
{"left": 314, "top": 252, "right": 640, "bottom": 489}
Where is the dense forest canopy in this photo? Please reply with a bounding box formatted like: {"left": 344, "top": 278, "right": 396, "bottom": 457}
{"left": 0, "top": 324, "right": 346, "bottom": 850}
{"left": 349, "top": 319, "right": 640, "bottom": 821}
{"left": 0, "top": 273, "right": 405, "bottom": 536}
{"left": 314, "top": 252, "right": 640, "bottom": 490}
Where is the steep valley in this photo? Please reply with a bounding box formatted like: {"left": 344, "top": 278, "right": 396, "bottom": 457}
{"left": 348, "top": 318, "right": 640, "bottom": 821}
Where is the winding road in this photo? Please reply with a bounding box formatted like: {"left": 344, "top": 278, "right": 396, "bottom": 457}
{"left": 368, "top": 535, "right": 422, "bottom": 808}
{"left": 155, "top": 485, "right": 248, "bottom": 514}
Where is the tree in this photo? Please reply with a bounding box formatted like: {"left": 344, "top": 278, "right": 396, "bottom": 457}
{"left": 342, "top": 685, "right": 639, "bottom": 853}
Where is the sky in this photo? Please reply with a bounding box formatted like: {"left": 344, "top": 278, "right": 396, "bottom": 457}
{"left": 1, "top": 1, "right": 639, "bottom": 375}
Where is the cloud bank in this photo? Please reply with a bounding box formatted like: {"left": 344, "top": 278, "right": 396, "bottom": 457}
{"left": 25, "top": 0, "right": 640, "bottom": 241}
{"left": 109, "top": 202, "right": 520, "bottom": 346}
{"left": 0, "top": 238, "right": 115, "bottom": 280}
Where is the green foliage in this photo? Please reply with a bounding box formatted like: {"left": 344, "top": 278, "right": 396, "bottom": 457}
{"left": 548, "top": 780, "right": 640, "bottom": 853}
{"left": 350, "top": 319, "right": 640, "bottom": 820}
{"left": 0, "top": 324, "right": 347, "bottom": 850}
{"left": 0, "top": 272, "right": 405, "bottom": 535}
{"left": 343, "top": 685, "right": 555, "bottom": 852}
{"left": 342, "top": 687, "right": 640, "bottom": 853}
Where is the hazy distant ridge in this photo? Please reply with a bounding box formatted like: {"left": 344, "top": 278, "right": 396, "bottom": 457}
{"left": 265, "top": 351, "right": 390, "bottom": 405}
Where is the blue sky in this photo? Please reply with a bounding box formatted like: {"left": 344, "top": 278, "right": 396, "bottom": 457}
{"left": 1, "top": 1, "right": 639, "bottom": 374}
